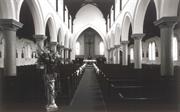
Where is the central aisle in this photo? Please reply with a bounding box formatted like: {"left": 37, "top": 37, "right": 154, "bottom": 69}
{"left": 62, "top": 67, "right": 107, "bottom": 112}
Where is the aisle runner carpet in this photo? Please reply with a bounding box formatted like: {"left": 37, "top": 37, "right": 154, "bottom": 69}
{"left": 62, "top": 67, "right": 107, "bottom": 112}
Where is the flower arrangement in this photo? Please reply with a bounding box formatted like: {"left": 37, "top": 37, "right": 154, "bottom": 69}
{"left": 37, "top": 48, "right": 62, "bottom": 74}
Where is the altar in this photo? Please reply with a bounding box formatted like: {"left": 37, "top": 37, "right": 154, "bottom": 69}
{"left": 83, "top": 59, "right": 96, "bottom": 64}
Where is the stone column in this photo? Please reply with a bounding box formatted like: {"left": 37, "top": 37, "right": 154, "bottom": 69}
{"left": 114, "top": 45, "right": 120, "bottom": 64}
{"left": 49, "top": 42, "right": 57, "bottom": 52}
{"left": 68, "top": 49, "right": 71, "bottom": 60}
{"left": 0, "top": 19, "right": 23, "bottom": 76}
{"left": 131, "top": 34, "right": 145, "bottom": 69}
{"left": 65, "top": 48, "right": 69, "bottom": 64}
{"left": 154, "top": 17, "right": 178, "bottom": 76}
{"left": 109, "top": 49, "right": 112, "bottom": 64}
{"left": 34, "top": 35, "right": 47, "bottom": 52}
{"left": 174, "top": 22, "right": 180, "bottom": 56}
{"left": 63, "top": 48, "right": 66, "bottom": 64}
{"left": 117, "top": 47, "right": 122, "bottom": 64}
{"left": 61, "top": 47, "right": 64, "bottom": 64}
{"left": 121, "top": 41, "right": 129, "bottom": 66}
{"left": 110, "top": 48, "right": 114, "bottom": 64}
{"left": 107, "top": 49, "right": 110, "bottom": 64}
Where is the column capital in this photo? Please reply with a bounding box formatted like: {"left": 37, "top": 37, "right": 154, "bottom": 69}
{"left": 57, "top": 44, "right": 64, "bottom": 49}
{"left": 64, "top": 47, "right": 68, "bottom": 50}
{"left": 131, "top": 33, "right": 145, "bottom": 40}
{"left": 121, "top": 41, "right": 129, "bottom": 45}
{"left": 0, "top": 19, "right": 23, "bottom": 31}
{"left": 49, "top": 41, "right": 57, "bottom": 46}
{"left": 114, "top": 45, "right": 120, "bottom": 48}
{"left": 33, "top": 35, "right": 47, "bottom": 42}
{"left": 154, "top": 16, "right": 178, "bottom": 28}
{"left": 64, "top": 48, "right": 72, "bottom": 51}
{"left": 110, "top": 47, "right": 115, "bottom": 51}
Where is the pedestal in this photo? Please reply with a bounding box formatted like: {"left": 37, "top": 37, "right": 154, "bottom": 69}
{"left": 45, "top": 74, "right": 58, "bottom": 112}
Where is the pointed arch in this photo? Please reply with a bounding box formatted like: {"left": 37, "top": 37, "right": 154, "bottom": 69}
{"left": 45, "top": 14, "right": 57, "bottom": 42}
{"left": 121, "top": 12, "right": 133, "bottom": 41}
{"left": 133, "top": 0, "right": 158, "bottom": 33}
{"left": 17, "top": 0, "right": 44, "bottom": 34}
{"left": 72, "top": 24, "right": 107, "bottom": 49}
{"left": 57, "top": 27, "right": 64, "bottom": 45}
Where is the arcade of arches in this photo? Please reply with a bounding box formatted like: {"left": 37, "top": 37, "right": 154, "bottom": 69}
{"left": 0, "top": 0, "right": 180, "bottom": 112}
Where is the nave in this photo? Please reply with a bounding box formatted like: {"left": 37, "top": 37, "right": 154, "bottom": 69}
{"left": 62, "top": 66, "right": 106, "bottom": 112}
{"left": 0, "top": 63, "right": 179, "bottom": 112}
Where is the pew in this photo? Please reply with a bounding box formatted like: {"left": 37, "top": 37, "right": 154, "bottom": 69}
{"left": 96, "top": 64, "right": 177, "bottom": 104}
{"left": 1, "top": 63, "right": 86, "bottom": 106}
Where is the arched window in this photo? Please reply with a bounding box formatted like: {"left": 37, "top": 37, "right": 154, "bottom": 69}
{"left": 130, "top": 48, "right": 134, "bottom": 60}
{"left": 173, "top": 37, "right": 178, "bottom": 61}
{"left": 76, "top": 42, "right": 80, "bottom": 55}
{"left": 99, "top": 42, "right": 104, "bottom": 55}
{"left": 148, "top": 42, "right": 156, "bottom": 61}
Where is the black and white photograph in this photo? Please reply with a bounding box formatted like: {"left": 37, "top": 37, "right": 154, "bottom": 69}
{"left": 0, "top": 0, "right": 180, "bottom": 112}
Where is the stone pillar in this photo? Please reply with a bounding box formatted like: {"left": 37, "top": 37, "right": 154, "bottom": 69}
{"left": 68, "top": 49, "right": 71, "bottom": 60}
{"left": 121, "top": 41, "right": 129, "bottom": 66}
{"left": 110, "top": 48, "right": 114, "bottom": 64}
{"left": 109, "top": 49, "right": 112, "bottom": 64}
{"left": 107, "top": 49, "right": 111, "bottom": 64}
{"left": 114, "top": 45, "right": 120, "bottom": 64}
{"left": 0, "top": 19, "right": 23, "bottom": 76}
{"left": 34, "top": 35, "right": 47, "bottom": 52}
{"left": 65, "top": 48, "right": 69, "bottom": 64}
{"left": 131, "top": 34, "right": 145, "bottom": 69}
{"left": 174, "top": 22, "right": 180, "bottom": 56}
{"left": 61, "top": 47, "right": 64, "bottom": 64}
{"left": 49, "top": 42, "right": 57, "bottom": 52}
{"left": 117, "top": 47, "right": 121, "bottom": 64}
{"left": 154, "top": 17, "right": 178, "bottom": 76}
{"left": 63, "top": 48, "right": 66, "bottom": 64}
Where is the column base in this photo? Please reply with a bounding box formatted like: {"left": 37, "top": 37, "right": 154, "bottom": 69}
{"left": 46, "top": 104, "right": 58, "bottom": 112}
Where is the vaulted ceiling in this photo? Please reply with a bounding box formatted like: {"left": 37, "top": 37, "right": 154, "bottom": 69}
{"left": 64, "top": 0, "right": 114, "bottom": 19}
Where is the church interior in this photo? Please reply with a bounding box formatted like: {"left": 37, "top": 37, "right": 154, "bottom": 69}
{"left": 0, "top": 0, "right": 180, "bottom": 112}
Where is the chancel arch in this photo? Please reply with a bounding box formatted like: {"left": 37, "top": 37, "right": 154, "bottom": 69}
{"left": 71, "top": 25, "right": 107, "bottom": 60}
{"left": 75, "top": 28, "right": 105, "bottom": 59}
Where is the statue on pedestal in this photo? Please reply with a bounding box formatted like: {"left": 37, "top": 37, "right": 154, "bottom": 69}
{"left": 37, "top": 47, "right": 60, "bottom": 112}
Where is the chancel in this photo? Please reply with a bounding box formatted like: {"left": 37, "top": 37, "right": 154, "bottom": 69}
{"left": 0, "top": 0, "right": 180, "bottom": 112}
